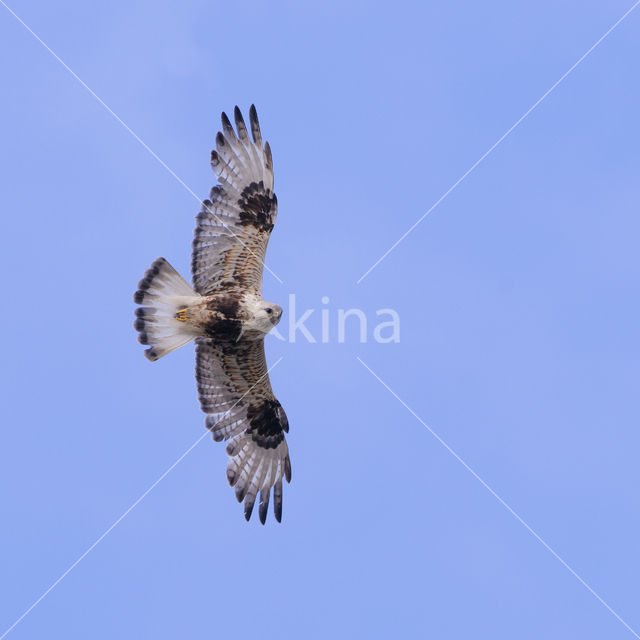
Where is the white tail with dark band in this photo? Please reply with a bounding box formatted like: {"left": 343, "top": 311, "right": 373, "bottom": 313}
{"left": 133, "top": 257, "right": 201, "bottom": 361}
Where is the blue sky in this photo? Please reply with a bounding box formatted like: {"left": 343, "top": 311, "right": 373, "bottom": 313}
{"left": 1, "top": 1, "right": 639, "bottom": 638}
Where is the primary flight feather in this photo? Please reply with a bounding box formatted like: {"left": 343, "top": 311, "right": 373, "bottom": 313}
{"left": 133, "top": 106, "right": 290, "bottom": 524}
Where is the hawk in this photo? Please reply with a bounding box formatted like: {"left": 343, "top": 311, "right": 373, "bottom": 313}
{"left": 133, "top": 106, "right": 290, "bottom": 524}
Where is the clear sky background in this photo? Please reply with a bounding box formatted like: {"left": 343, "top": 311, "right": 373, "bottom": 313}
{"left": 1, "top": 1, "right": 639, "bottom": 638}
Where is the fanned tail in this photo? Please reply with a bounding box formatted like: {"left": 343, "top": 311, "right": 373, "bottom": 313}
{"left": 133, "top": 257, "right": 201, "bottom": 361}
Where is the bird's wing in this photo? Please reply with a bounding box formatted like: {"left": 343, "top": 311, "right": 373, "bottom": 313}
{"left": 195, "top": 337, "right": 291, "bottom": 523}
{"left": 192, "top": 105, "right": 277, "bottom": 296}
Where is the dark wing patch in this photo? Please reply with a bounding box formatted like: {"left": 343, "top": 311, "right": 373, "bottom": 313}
{"left": 192, "top": 106, "right": 277, "bottom": 296}
{"left": 238, "top": 182, "right": 277, "bottom": 233}
{"left": 195, "top": 337, "right": 290, "bottom": 524}
{"left": 247, "top": 399, "right": 289, "bottom": 449}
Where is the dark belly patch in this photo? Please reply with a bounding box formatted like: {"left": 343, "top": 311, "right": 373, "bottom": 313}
{"left": 204, "top": 295, "right": 243, "bottom": 341}
{"left": 204, "top": 318, "right": 242, "bottom": 341}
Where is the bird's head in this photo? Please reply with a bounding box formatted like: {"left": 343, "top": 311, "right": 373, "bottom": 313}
{"left": 261, "top": 302, "right": 283, "bottom": 327}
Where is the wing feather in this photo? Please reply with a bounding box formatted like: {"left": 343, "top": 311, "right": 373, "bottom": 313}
{"left": 273, "top": 478, "right": 283, "bottom": 522}
{"left": 196, "top": 337, "right": 290, "bottom": 524}
{"left": 192, "top": 105, "right": 277, "bottom": 296}
{"left": 258, "top": 488, "right": 270, "bottom": 525}
{"left": 234, "top": 105, "right": 263, "bottom": 178}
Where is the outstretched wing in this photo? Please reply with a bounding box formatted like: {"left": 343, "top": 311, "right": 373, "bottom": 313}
{"left": 192, "top": 105, "right": 277, "bottom": 296}
{"left": 195, "top": 337, "right": 291, "bottom": 523}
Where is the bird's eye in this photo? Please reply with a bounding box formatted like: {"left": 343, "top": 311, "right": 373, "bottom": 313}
{"left": 266, "top": 308, "right": 273, "bottom": 314}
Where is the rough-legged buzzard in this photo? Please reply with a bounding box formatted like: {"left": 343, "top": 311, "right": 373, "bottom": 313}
{"left": 134, "top": 106, "right": 290, "bottom": 524}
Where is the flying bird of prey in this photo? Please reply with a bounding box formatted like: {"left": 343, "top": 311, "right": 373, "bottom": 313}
{"left": 134, "top": 106, "right": 290, "bottom": 524}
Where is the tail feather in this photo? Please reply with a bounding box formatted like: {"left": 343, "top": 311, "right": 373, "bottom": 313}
{"left": 133, "top": 257, "right": 200, "bottom": 361}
